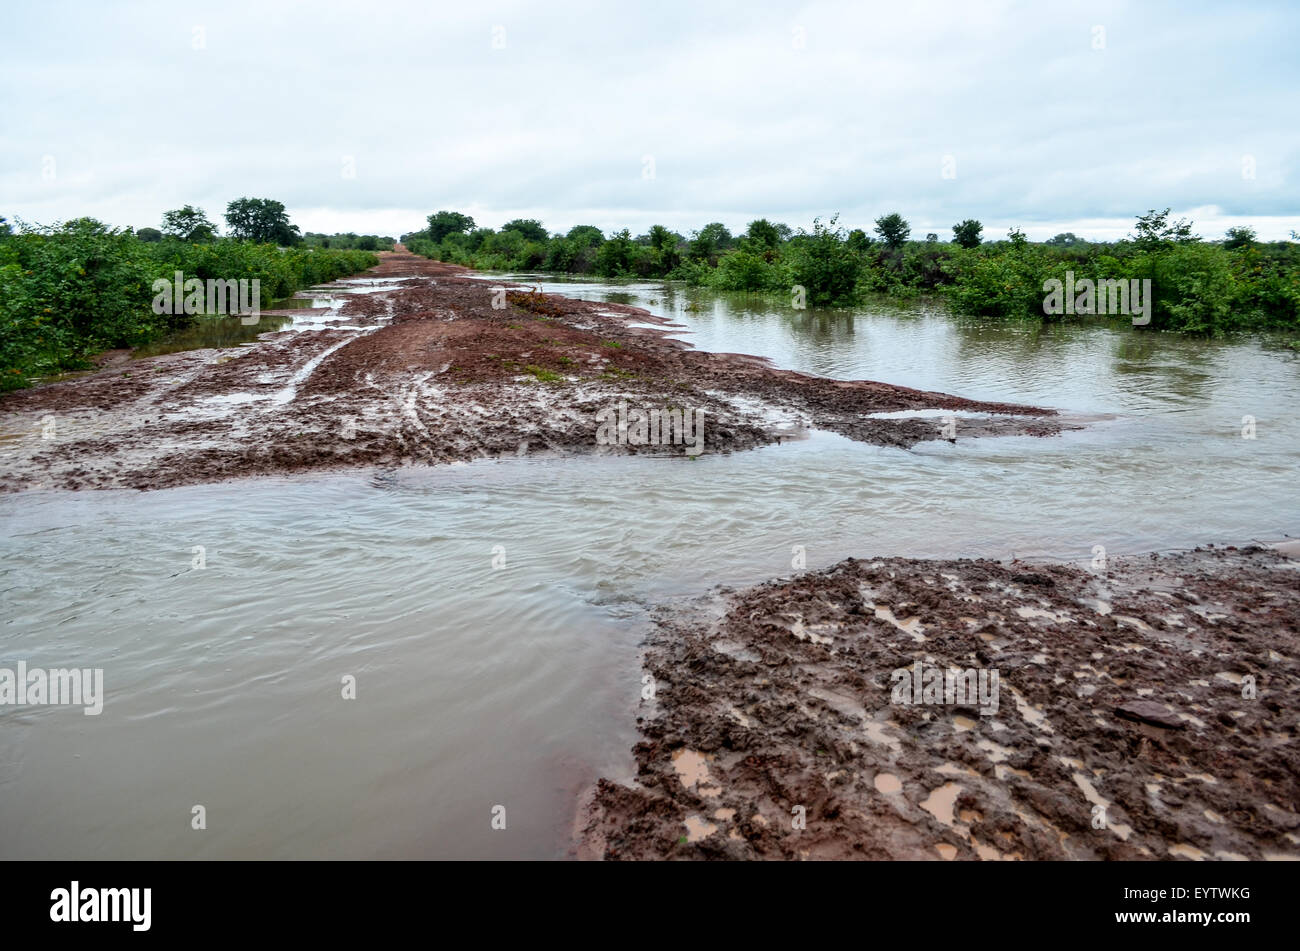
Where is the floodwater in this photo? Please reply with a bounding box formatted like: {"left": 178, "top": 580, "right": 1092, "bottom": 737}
{"left": 2, "top": 277, "right": 1297, "bottom": 858}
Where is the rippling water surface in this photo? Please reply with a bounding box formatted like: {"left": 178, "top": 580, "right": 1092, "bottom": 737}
{"left": 3, "top": 279, "right": 1297, "bottom": 857}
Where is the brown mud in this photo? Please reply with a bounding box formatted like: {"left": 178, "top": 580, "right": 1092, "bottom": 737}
{"left": 579, "top": 545, "right": 1300, "bottom": 861}
{"left": 0, "top": 249, "right": 1068, "bottom": 493}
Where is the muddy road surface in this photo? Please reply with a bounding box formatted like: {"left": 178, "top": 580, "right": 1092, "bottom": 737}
{"left": 1, "top": 249, "right": 1067, "bottom": 493}
{"left": 580, "top": 545, "right": 1300, "bottom": 861}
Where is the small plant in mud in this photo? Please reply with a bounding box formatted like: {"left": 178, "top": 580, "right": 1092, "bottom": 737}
{"left": 601, "top": 340, "right": 623, "bottom": 348}
{"left": 506, "top": 287, "right": 567, "bottom": 319}
{"left": 524, "top": 364, "right": 563, "bottom": 383}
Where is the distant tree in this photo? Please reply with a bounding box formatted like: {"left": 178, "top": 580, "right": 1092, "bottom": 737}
{"left": 647, "top": 224, "right": 680, "bottom": 271}
{"left": 952, "top": 219, "right": 983, "bottom": 249}
{"left": 464, "top": 227, "right": 494, "bottom": 252}
{"left": 1131, "top": 208, "right": 1197, "bottom": 249}
{"left": 873, "top": 212, "right": 910, "bottom": 249}
{"left": 697, "top": 222, "right": 734, "bottom": 250}
{"left": 1044, "top": 231, "right": 1081, "bottom": 247}
{"left": 846, "top": 228, "right": 873, "bottom": 252}
{"left": 225, "top": 198, "right": 300, "bottom": 245}
{"left": 566, "top": 225, "right": 605, "bottom": 249}
{"left": 357, "top": 235, "right": 379, "bottom": 251}
{"left": 689, "top": 224, "right": 733, "bottom": 263}
{"left": 773, "top": 222, "right": 793, "bottom": 242}
{"left": 425, "top": 210, "right": 476, "bottom": 243}
{"left": 501, "top": 218, "right": 548, "bottom": 242}
{"left": 1222, "top": 226, "right": 1256, "bottom": 250}
{"left": 925, "top": 232, "right": 939, "bottom": 243}
{"left": 745, "top": 219, "right": 781, "bottom": 250}
{"left": 0, "top": 215, "right": 11, "bottom": 238}
{"left": 595, "top": 229, "right": 636, "bottom": 276}
{"left": 136, "top": 227, "right": 163, "bottom": 242}
{"left": 1007, "top": 227, "right": 1028, "bottom": 251}
{"left": 789, "top": 215, "right": 858, "bottom": 306}
{"left": 161, "top": 205, "right": 217, "bottom": 242}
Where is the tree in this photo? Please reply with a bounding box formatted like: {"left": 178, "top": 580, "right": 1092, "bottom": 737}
{"left": 789, "top": 215, "right": 858, "bottom": 306}
{"left": 697, "top": 222, "right": 733, "bottom": 251}
{"left": 1045, "top": 232, "right": 1081, "bottom": 247}
{"left": 952, "top": 219, "right": 983, "bottom": 248}
{"left": 500, "top": 218, "right": 548, "bottom": 242}
{"left": 225, "top": 198, "right": 300, "bottom": 245}
{"left": 925, "top": 232, "right": 939, "bottom": 243}
{"left": 846, "top": 228, "right": 873, "bottom": 252}
{"left": 874, "top": 212, "right": 910, "bottom": 249}
{"left": 1222, "top": 226, "right": 1256, "bottom": 250}
{"left": 136, "top": 227, "right": 163, "bottom": 242}
{"left": 161, "top": 205, "right": 217, "bottom": 242}
{"left": 688, "top": 225, "right": 723, "bottom": 263}
{"left": 595, "top": 229, "right": 635, "bottom": 276}
{"left": 566, "top": 225, "right": 605, "bottom": 249}
{"left": 1131, "top": 208, "right": 1197, "bottom": 249}
{"left": 647, "top": 224, "right": 680, "bottom": 271}
{"left": 1007, "top": 227, "right": 1028, "bottom": 251}
{"left": 425, "top": 210, "right": 475, "bottom": 243}
{"left": 745, "top": 219, "right": 781, "bottom": 250}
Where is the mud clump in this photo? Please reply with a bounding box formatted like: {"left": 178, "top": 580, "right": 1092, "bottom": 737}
{"left": 580, "top": 545, "right": 1300, "bottom": 861}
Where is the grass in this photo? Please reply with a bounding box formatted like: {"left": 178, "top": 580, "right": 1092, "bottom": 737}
{"left": 524, "top": 364, "right": 563, "bottom": 383}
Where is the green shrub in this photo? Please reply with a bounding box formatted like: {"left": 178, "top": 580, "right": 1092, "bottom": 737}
{"left": 0, "top": 221, "right": 377, "bottom": 389}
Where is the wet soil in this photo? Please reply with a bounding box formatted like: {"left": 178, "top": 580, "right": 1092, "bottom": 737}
{"left": 0, "top": 249, "right": 1067, "bottom": 492}
{"left": 579, "top": 545, "right": 1300, "bottom": 861}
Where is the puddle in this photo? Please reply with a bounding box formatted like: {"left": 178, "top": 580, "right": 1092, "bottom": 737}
{"left": 920, "top": 782, "right": 962, "bottom": 826}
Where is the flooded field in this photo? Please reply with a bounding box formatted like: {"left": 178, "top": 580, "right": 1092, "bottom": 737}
{"left": 2, "top": 269, "right": 1297, "bottom": 858}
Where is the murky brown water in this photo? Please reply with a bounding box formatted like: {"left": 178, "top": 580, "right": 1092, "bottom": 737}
{"left": 2, "top": 278, "right": 1297, "bottom": 857}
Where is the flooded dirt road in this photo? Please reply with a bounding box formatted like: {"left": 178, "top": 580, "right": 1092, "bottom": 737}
{"left": 0, "top": 249, "right": 1063, "bottom": 493}
{"left": 2, "top": 252, "right": 1296, "bottom": 860}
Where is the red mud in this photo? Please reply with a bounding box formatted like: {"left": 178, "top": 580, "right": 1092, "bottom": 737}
{"left": 0, "top": 249, "right": 1067, "bottom": 493}
{"left": 579, "top": 545, "right": 1300, "bottom": 861}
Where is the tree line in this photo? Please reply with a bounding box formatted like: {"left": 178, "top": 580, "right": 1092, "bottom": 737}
{"left": 403, "top": 209, "right": 1299, "bottom": 337}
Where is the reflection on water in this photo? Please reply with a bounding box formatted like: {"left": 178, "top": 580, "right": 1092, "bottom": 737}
{"left": 2, "top": 276, "right": 1298, "bottom": 859}
{"left": 133, "top": 312, "right": 292, "bottom": 358}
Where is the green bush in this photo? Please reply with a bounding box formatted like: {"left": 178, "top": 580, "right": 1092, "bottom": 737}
{"left": 0, "top": 220, "right": 377, "bottom": 390}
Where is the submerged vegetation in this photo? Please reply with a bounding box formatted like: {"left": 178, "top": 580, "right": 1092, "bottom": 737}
{"left": 0, "top": 202, "right": 378, "bottom": 389}
{"left": 405, "top": 208, "right": 1300, "bottom": 337}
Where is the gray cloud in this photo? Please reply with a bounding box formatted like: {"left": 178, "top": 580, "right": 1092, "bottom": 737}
{"left": 2, "top": 0, "right": 1296, "bottom": 240}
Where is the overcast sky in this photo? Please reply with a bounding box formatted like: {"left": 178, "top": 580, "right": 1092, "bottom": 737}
{"left": 2, "top": 0, "right": 1297, "bottom": 242}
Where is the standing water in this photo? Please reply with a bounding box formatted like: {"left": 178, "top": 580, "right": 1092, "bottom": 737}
{"left": 3, "top": 279, "right": 1298, "bottom": 857}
